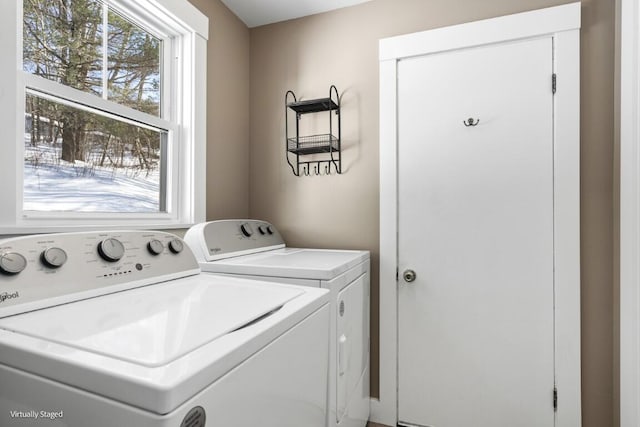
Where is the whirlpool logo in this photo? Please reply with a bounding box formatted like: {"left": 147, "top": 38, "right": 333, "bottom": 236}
{"left": 0, "top": 291, "right": 19, "bottom": 303}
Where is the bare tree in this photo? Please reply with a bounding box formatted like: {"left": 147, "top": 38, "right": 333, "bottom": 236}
{"left": 24, "top": 0, "right": 161, "bottom": 170}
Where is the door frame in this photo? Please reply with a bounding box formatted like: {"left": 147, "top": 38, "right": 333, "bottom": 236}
{"left": 619, "top": 0, "right": 640, "bottom": 425}
{"left": 375, "top": 3, "right": 581, "bottom": 426}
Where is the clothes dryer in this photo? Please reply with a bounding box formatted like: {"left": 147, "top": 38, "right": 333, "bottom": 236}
{"left": 185, "top": 220, "right": 370, "bottom": 427}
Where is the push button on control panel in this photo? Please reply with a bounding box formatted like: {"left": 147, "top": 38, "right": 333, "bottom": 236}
{"left": 0, "top": 252, "right": 27, "bottom": 275}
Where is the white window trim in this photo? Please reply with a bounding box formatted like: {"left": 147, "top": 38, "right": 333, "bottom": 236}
{"left": 0, "top": 0, "right": 207, "bottom": 234}
{"left": 619, "top": 0, "right": 640, "bottom": 425}
{"left": 375, "top": 3, "right": 581, "bottom": 426}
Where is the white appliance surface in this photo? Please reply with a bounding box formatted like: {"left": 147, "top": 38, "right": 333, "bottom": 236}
{"left": 204, "top": 247, "right": 368, "bottom": 280}
{"left": 0, "top": 276, "right": 303, "bottom": 366}
{"left": 0, "top": 230, "right": 331, "bottom": 426}
{"left": 0, "top": 275, "right": 326, "bottom": 415}
{"left": 336, "top": 274, "right": 368, "bottom": 424}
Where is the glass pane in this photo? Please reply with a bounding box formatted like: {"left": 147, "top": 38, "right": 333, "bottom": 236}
{"left": 24, "top": 93, "right": 165, "bottom": 213}
{"left": 108, "top": 10, "right": 161, "bottom": 116}
{"left": 23, "top": 0, "right": 162, "bottom": 116}
{"left": 23, "top": 0, "right": 104, "bottom": 96}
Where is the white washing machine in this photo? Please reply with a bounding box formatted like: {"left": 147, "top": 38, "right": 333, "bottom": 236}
{"left": 0, "top": 230, "right": 330, "bottom": 427}
{"left": 184, "top": 219, "right": 370, "bottom": 427}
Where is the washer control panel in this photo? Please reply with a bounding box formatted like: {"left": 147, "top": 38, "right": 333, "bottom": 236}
{"left": 184, "top": 220, "right": 285, "bottom": 262}
{"left": 0, "top": 231, "right": 199, "bottom": 317}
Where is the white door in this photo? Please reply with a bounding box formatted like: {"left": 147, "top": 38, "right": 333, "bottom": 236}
{"left": 398, "top": 37, "right": 555, "bottom": 427}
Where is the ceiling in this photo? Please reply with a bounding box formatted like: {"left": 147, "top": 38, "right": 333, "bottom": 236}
{"left": 220, "top": 0, "right": 373, "bottom": 28}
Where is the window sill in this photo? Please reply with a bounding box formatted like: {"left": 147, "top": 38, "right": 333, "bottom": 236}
{"left": 0, "top": 222, "right": 195, "bottom": 236}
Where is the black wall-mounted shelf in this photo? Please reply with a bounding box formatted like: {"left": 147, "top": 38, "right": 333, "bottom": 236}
{"left": 285, "top": 86, "right": 341, "bottom": 176}
{"left": 288, "top": 98, "right": 339, "bottom": 114}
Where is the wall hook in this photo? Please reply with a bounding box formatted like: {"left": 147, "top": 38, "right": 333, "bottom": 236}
{"left": 303, "top": 165, "right": 310, "bottom": 176}
{"left": 463, "top": 118, "right": 480, "bottom": 127}
{"left": 325, "top": 163, "right": 331, "bottom": 175}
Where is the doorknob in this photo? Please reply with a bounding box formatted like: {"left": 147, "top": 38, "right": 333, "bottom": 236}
{"left": 403, "top": 269, "right": 417, "bottom": 283}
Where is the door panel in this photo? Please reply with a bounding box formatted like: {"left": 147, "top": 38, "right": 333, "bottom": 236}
{"left": 398, "top": 37, "right": 554, "bottom": 427}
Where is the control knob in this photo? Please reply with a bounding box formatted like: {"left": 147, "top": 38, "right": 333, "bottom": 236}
{"left": 258, "top": 225, "right": 267, "bottom": 235}
{"left": 0, "top": 252, "right": 27, "bottom": 275}
{"left": 41, "top": 247, "right": 67, "bottom": 268}
{"left": 98, "top": 238, "right": 125, "bottom": 262}
{"left": 168, "top": 239, "right": 184, "bottom": 254}
{"left": 147, "top": 239, "right": 164, "bottom": 256}
{"left": 240, "top": 223, "right": 253, "bottom": 237}
{"left": 266, "top": 225, "right": 274, "bottom": 235}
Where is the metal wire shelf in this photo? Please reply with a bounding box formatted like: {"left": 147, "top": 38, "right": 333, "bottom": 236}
{"left": 287, "top": 134, "right": 339, "bottom": 155}
{"left": 285, "top": 85, "right": 342, "bottom": 176}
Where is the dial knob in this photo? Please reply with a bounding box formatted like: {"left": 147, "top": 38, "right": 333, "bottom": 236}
{"left": 0, "top": 252, "right": 27, "bottom": 275}
{"left": 98, "top": 238, "right": 125, "bottom": 262}
{"left": 147, "top": 239, "right": 164, "bottom": 256}
{"left": 168, "top": 239, "right": 184, "bottom": 254}
{"left": 258, "top": 225, "right": 267, "bottom": 235}
{"left": 240, "top": 223, "right": 253, "bottom": 237}
{"left": 266, "top": 225, "right": 274, "bottom": 235}
{"left": 41, "top": 247, "right": 67, "bottom": 269}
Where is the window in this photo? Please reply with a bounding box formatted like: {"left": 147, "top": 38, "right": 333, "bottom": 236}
{"left": 0, "top": 0, "right": 207, "bottom": 232}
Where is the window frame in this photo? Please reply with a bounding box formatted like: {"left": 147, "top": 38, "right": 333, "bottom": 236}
{"left": 0, "top": 0, "right": 207, "bottom": 233}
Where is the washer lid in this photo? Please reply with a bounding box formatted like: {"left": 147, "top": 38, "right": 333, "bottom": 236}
{"left": 0, "top": 275, "right": 303, "bottom": 367}
{"left": 200, "top": 248, "right": 369, "bottom": 281}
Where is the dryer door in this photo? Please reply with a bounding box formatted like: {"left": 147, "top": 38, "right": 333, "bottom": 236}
{"left": 336, "top": 273, "right": 368, "bottom": 423}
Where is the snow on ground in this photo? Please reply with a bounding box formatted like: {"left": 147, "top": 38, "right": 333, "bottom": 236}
{"left": 23, "top": 143, "right": 160, "bottom": 213}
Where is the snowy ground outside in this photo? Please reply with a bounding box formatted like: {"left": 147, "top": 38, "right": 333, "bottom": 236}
{"left": 24, "top": 141, "right": 160, "bottom": 213}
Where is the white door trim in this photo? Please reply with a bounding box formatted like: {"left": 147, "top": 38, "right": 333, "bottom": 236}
{"left": 375, "top": 4, "right": 581, "bottom": 426}
{"left": 619, "top": 0, "right": 640, "bottom": 425}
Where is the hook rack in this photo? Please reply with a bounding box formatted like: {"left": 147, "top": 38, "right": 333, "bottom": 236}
{"left": 285, "top": 86, "right": 342, "bottom": 177}
{"left": 300, "top": 160, "right": 336, "bottom": 176}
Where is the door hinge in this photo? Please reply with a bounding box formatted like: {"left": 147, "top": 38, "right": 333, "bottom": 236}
{"left": 396, "top": 267, "right": 399, "bottom": 281}
{"left": 552, "top": 73, "right": 557, "bottom": 94}
{"left": 553, "top": 387, "right": 558, "bottom": 411}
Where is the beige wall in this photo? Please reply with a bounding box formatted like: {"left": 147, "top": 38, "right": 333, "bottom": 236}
{"left": 188, "top": 0, "right": 251, "bottom": 220}
{"left": 248, "top": 1, "right": 615, "bottom": 427}
{"left": 581, "top": 2, "right": 616, "bottom": 425}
